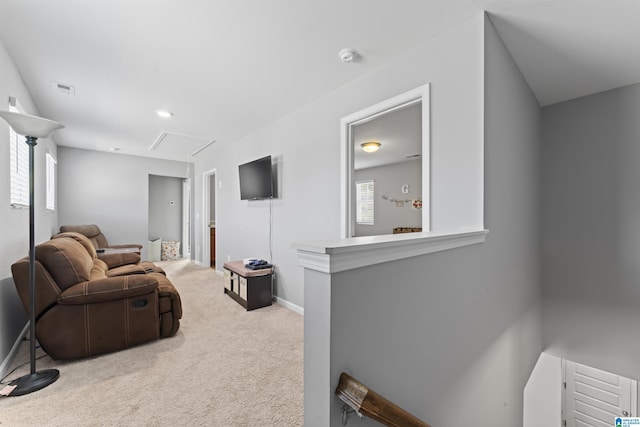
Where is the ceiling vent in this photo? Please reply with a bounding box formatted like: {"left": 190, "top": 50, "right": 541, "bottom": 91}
{"left": 52, "top": 81, "right": 75, "bottom": 96}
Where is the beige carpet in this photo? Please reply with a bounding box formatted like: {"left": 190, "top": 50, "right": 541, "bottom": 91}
{"left": 0, "top": 259, "right": 304, "bottom": 426}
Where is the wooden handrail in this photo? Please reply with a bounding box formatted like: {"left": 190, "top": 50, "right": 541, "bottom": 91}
{"left": 335, "top": 372, "right": 431, "bottom": 427}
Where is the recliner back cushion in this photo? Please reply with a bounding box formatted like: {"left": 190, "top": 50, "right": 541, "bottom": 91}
{"left": 35, "top": 238, "right": 93, "bottom": 291}
{"left": 59, "top": 224, "right": 109, "bottom": 249}
{"left": 52, "top": 231, "right": 98, "bottom": 258}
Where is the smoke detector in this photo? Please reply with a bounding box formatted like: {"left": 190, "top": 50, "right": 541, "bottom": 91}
{"left": 339, "top": 48, "right": 359, "bottom": 63}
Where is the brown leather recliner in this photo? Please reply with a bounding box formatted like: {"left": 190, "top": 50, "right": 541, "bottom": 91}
{"left": 52, "top": 231, "right": 164, "bottom": 276}
{"left": 11, "top": 235, "right": 182, "bottom": 360}
{"left": 59, "top": 224, "right": 142, "bottom": 252}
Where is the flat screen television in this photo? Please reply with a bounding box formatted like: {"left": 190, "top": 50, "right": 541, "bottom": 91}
{"left": 238, "top": 155, "right": 274, "bottom": 200}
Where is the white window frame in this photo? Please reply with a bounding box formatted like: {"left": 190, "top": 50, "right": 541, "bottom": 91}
{"left": 356, "top": 179, "right": 374, "bottom": 225}
{"left": 46, "top": 150, "right": 56, "bottom": 211}
{"left": 8, "top": 97, "right": 29, "bottom": 208}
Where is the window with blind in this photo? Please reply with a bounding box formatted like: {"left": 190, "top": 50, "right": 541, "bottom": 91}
{"left": 356, "top": 180, "right": 374, "bottom": 225}
{"left": 46, "top": 151, "right": 56, "bottom": 211}
{"left": 8, "top": 98, "right": 29, "bottom": 208}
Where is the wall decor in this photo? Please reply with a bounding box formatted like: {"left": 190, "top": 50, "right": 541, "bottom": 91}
{"left": 380, "top": 195, "right": 422, "bottom": 210}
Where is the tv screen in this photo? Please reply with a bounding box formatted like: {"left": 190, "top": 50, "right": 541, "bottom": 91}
{"left": 238, "top": 155, "right": 274, "bottom": 200}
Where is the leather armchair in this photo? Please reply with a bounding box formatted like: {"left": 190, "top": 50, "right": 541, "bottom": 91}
{"left": 11, "top": 235, "right": 182, "bottom": 360}
{"left": 59, "top": 224, "right": 142, "bottom": 252}
{"left": 52, "top": 231, "right": 164, "bottom": 276}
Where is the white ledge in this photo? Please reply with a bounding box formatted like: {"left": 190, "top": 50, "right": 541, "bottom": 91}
{"left": 293, "top": 229, "right": 489, "bottom": 274}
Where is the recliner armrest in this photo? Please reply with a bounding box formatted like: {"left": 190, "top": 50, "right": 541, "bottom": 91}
{"left": 108, "top": 244, "right": 143, "bottom": 250}
{"left": 99, "top": 252, "right": 141, "bottom": 268}
{"left": 58, "top": 275, "right": 159, "bottom": 305}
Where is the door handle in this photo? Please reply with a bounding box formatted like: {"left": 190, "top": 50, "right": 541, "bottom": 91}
{"left": 622, "top": 410, "right": 629, "bottom": 416}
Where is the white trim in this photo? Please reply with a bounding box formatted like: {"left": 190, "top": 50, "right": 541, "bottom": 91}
{"left": 340, "top": 84, "right": 430, "bottom": 238}
{"left": 0, "top": 322, "right": 29, "bottom": 379}
{"left": 191, "top": 140, "right": 215, "bottom": 156}
{"left": 632, "top": 377, "right": 638, "bottom": 416}
{"left": 275, "top": 296, "right": 304, "bottom": 316}
{"left": 182, "top": 178, "right": 191, "bottom": 258}
{"left": 294, "top": 229, "right": 488, "bottom": 274}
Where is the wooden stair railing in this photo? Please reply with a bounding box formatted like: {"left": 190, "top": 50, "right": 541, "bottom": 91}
{"left": 335, "top": 372, "right": 432, "bottom": 427}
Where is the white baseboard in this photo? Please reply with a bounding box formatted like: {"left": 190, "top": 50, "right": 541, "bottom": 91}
{"left": 0, "top": 322, "right": 29, "bottom": 379}
{"left": 274, "top": 296, "right": 304, "bottom": 316}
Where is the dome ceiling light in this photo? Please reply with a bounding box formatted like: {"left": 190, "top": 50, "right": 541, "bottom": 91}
{"left": 361, "top": 141, "right": 381, "bottom": 153}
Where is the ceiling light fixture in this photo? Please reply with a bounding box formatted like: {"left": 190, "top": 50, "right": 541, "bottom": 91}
{"left": 156, "top": 110, "right": 173, "bottom": 118}
{"left": 361, "top": 141, "right": 381, "bottom": 153}
{"left": 339, "top": 48, "right": 359, "bottom": 63}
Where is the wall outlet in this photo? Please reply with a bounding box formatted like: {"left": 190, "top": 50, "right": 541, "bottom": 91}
{"left": 227, "top": 255, "right": 231, "bottom": 262}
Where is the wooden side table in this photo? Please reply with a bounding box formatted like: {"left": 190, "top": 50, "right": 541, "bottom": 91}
{"left": 223, "top": 261, "right": 273, "bottom": 311}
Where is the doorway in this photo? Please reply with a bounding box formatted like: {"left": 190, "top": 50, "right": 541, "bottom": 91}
{"left": 340, "top": 84, "right": 430, "bottom": 238}
{"left": 148, "top": 175, "right": 185, "bottom": 258}
{"left": 202, "top": 168, "right": 217, "bottom": 269}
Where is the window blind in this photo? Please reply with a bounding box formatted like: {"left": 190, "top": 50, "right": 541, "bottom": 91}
{"left": 356, "top": 180, "right": 374, "bottom": 225}
{"left": 46, "top": 151, "right": 56, "bottom": 211}
{"left": 9, "top": 100, "right": 29, "bottom": 208}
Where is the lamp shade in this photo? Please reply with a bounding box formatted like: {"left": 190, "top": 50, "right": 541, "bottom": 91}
{"left": 0, "top": 111, "right": 64, "bottom": 138}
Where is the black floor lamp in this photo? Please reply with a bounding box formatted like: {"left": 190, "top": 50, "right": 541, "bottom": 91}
{"left": 0, "top": 111, "right": 64, "bottom": 396}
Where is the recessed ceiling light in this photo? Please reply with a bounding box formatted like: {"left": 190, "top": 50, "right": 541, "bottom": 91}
{"left": 110, "top": 147, "right": 121, "bottom": 152}
{"left": 156, "top": 110, "right": 173, "bottom": 118}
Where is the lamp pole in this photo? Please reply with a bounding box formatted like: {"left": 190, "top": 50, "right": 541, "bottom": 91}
{"left": 0, "top": 111, "right": 64, "bottom": 396}
{"left": 27, "top": 135, "right": 37, "bottom": 376}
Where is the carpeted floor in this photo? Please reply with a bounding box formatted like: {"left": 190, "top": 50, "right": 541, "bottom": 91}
{"left": 0, "top": 259, "right": 304, "bottom": 426}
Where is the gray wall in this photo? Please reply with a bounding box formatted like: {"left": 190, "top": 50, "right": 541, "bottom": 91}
{"left": 354, "top": 159, "right": 422, "bottom": 236}
{"left": 300, "top": 14, "right": 542, "bottom": 426}
{"left": 0, "top": 40, "right": 60, "bottom": 374}
{"left": 324, "top": 15, "right": 541, "bottom": 426}
{"left": 541, "top": 83, "right": 640, "bottom": 380}
{"left": 58, "top": 147, "right": 190, "bottom": 260}
{"left": 523, "top": 353, "right": 562, "bottom": 427}
{"left": 148, "top": 174, "right": 183, "bottom": 244}
{"left": 193, "top": 12, "right": 485, "bottom": 310}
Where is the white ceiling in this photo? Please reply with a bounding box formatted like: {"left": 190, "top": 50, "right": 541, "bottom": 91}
{"left": 0, "top": 0, "right": 638, "bottom": 161}
{"left": 353, "top": 102, "right": 422, "bottom": 170}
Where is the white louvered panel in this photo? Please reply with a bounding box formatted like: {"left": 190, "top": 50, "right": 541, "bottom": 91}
{"left": 9, "top": 110, "right": 29, "bottom": 207}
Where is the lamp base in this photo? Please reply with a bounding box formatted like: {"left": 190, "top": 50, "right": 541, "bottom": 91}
{"left": 8, "top": 369, "right": 59, "bottom": 396}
